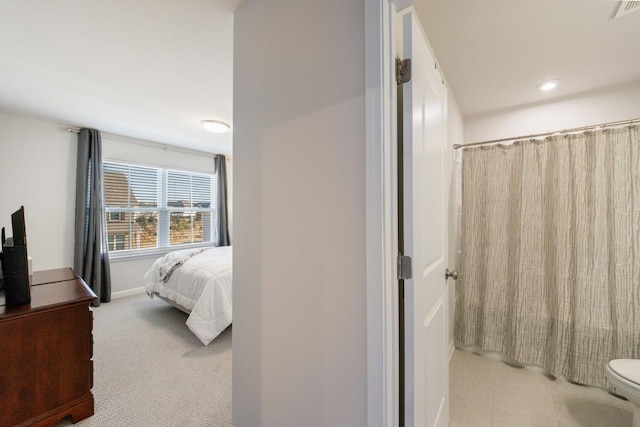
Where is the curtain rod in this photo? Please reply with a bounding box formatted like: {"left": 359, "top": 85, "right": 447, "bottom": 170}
{"left": 66, "top": 126, "right": 223, "bottom": 158}
{"left": 453, "top": 117, "right": 640, "bottom": 150}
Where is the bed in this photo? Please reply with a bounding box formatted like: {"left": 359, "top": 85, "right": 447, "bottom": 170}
{"left": 144, "top": 246, "right": 232, "bottom": 345}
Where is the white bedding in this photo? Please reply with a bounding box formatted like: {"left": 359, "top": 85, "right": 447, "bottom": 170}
{"left": 144, "top": 246, "right": 232, "bottom": 345}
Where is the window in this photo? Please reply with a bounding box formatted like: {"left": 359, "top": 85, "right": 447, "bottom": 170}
{"left": 108, "top": 234, "right": 126, "bottom": 251}
{"left": 104, "top": 161, "right": 217, "bottom": 254}
{"left": 108, "top": 212, "right": 123, "bottom": 221}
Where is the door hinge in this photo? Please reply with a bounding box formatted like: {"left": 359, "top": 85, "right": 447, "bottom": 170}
{"left": 398, "top": 254, "right": 412, "bottom": 280}
{"left": 396, "top": 58, "right": 411, "bottom": 85}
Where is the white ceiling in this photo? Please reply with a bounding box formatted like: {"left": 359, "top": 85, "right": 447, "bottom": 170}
{"left": 414, "top": 0, "right": 640, "bottom": 117}
{"left": 0, "top": 0, "right": 238, "bottom": 154}
{"left": 2, "top": 1, "right": 639, "bottom": 152}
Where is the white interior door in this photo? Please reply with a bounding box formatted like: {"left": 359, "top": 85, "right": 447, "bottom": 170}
{"left": 401, "top": 10, "right": 449, "bottom": 427}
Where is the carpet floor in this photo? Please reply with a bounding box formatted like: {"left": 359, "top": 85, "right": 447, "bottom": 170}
{"left": 56, "top": 293, "right": 232, "bottom": 427}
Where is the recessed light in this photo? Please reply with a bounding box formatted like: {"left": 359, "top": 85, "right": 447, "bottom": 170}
{"left": 201, "top": 120, "right": 231, "bottom": 133}
{"left": 537, "top": 80, "right": 559, "bottom": 92}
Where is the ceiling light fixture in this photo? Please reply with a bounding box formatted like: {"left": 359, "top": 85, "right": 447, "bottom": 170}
{"left": 537, "top": 80, "right": 559, "bottom": 92}
{"left": 201, "top": 120, "right": 231, "bottom": 133}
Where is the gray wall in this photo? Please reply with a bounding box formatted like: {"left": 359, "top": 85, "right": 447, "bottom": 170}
{"left": 233, "top": 1, "right": 368, "bottom": 426}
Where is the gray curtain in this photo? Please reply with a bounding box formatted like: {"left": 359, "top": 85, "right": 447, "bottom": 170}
{"left": 456, "top": 125, "right": 640, "bottom": 390}
{"left": 74, "top": 128, "right": 111, "bottom": 304}
{"left": 215, "top": 155, "right": 230, "bottom": 246}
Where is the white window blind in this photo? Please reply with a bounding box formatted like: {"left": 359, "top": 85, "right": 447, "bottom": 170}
{"left": 104, "top": 161, "right": 217, "bottom": 253}
{"left": 166, "top": 170, "right": 216, "bottom": 246}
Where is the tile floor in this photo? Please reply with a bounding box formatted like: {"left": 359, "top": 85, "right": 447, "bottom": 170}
{"left": 449, "top": 349, "right": 634, "bottom": 427}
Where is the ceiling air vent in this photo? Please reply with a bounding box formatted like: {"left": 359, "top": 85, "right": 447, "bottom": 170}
{"left": 612, "top": 1, "right": 640, "bottom": 18}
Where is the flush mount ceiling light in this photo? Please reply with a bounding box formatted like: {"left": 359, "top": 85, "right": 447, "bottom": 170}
{"left": 201, "top": 120, "right": 231, "bottom": 134}
{"left": 537, "top": 80, "right": 560, "bottom": 92}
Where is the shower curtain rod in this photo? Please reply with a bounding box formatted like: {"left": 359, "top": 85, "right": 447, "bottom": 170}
{"left": 453, "top": 117, "right": 640, "bottom": 150}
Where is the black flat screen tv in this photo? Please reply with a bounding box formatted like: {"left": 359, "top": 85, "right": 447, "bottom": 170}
{"left": 1, "top": 206, "right": 30, "bottom": 305}
{"left": 11, "top": 206, "right": 27, "bottom": 247}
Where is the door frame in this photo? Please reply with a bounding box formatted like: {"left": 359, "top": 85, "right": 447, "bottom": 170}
{"left": 364, "top": 1, "right": 418, "bottom": 426}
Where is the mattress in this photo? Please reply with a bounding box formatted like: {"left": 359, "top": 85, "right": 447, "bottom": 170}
{"left": 144, "top": 246, "right": 232, "bottom": 345}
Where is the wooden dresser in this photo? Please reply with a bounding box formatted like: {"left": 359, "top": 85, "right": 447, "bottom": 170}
{"left": 0, "top": 268, "right": 97, "bottom": 426}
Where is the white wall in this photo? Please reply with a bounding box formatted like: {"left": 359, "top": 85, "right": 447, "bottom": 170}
{"left": 0, "top": 111, "right": 222, "bottom": 295}
{"left": 102, "top": 135, "right": 217, "bottom": 294}
{"left": 102, "top": 137, "right": 215, "bottom": 174}
{"left": 0, "top": 112, "right": 76, "bottom": 272}
{"left": 465, "top": 79, "right": 640, "bottom": 143}
{"left": 103, "top": 135, "right": 217, "bottom": 294}
{"left": 233, "top": 1, "right": 367, "bottom": 426}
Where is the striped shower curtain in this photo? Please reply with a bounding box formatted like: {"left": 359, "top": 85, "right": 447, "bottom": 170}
{"left": 455, "top": 125, "right": 640, "bottom": 390}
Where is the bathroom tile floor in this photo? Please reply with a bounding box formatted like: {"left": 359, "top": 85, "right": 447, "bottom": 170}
{"left": 449, "top": 349, "right": 634, "bottom": 427}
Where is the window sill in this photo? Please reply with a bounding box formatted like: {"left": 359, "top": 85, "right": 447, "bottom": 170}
{"left": 107, "top": 243, "right": 215, "bottom": 263}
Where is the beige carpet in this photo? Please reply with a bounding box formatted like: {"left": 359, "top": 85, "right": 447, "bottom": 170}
{"left": 56, "top": 293, "right": 232, "bottom": 427}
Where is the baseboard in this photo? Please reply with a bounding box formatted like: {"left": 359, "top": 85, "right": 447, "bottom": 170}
{"left": 111, "top": 287, "right": 146, "bottom": 300}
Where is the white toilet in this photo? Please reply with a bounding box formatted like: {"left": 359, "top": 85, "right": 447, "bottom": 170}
{"left": 606, "top": 359, "right": 640, "bottom": 427}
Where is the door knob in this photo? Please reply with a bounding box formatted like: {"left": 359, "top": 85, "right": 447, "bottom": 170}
{"left": 445, "top": 268, "right": 458, "bottom": 281}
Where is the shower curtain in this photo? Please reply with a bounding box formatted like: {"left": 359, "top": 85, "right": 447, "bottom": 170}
{"left": 455, "top": 125, "right": 640, "bottom": 390}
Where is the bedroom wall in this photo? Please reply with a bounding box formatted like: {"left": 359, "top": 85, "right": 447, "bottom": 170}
{"left": 465, "top": 79, "right": 640, "bottom": 143}
{"left": 103, "top": 135, "right": 217, "bottom": 295}
{"left": 0, "top": 111, "right": 226, "bottom": 295}
{"left": 233, "top": 1, "right": 367, "bottom": 426}
{"left": 0, "top": 112, "right": 77, "bottom": 273}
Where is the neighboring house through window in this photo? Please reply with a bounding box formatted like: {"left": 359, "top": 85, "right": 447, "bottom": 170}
{"left": 104, "top": 162, "right": 217, "bottom": 254}
{"left": 108, "top": 234, "right": 126, "bottom": 251}
{"left": 108, "top": 212, "right": 123, "bottom": 221}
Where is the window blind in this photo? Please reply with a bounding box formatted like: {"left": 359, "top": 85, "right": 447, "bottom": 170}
{"left": 104, "top": 161, "right": 217, "bottom": 253}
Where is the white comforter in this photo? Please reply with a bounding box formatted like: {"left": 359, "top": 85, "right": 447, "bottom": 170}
{"left": 144, "top": 246, "right": 232, "bottom": 345}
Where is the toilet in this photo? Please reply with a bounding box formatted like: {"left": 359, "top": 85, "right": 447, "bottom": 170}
{"left": 606, "top": 359, "right": 640, "bottom": 427}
